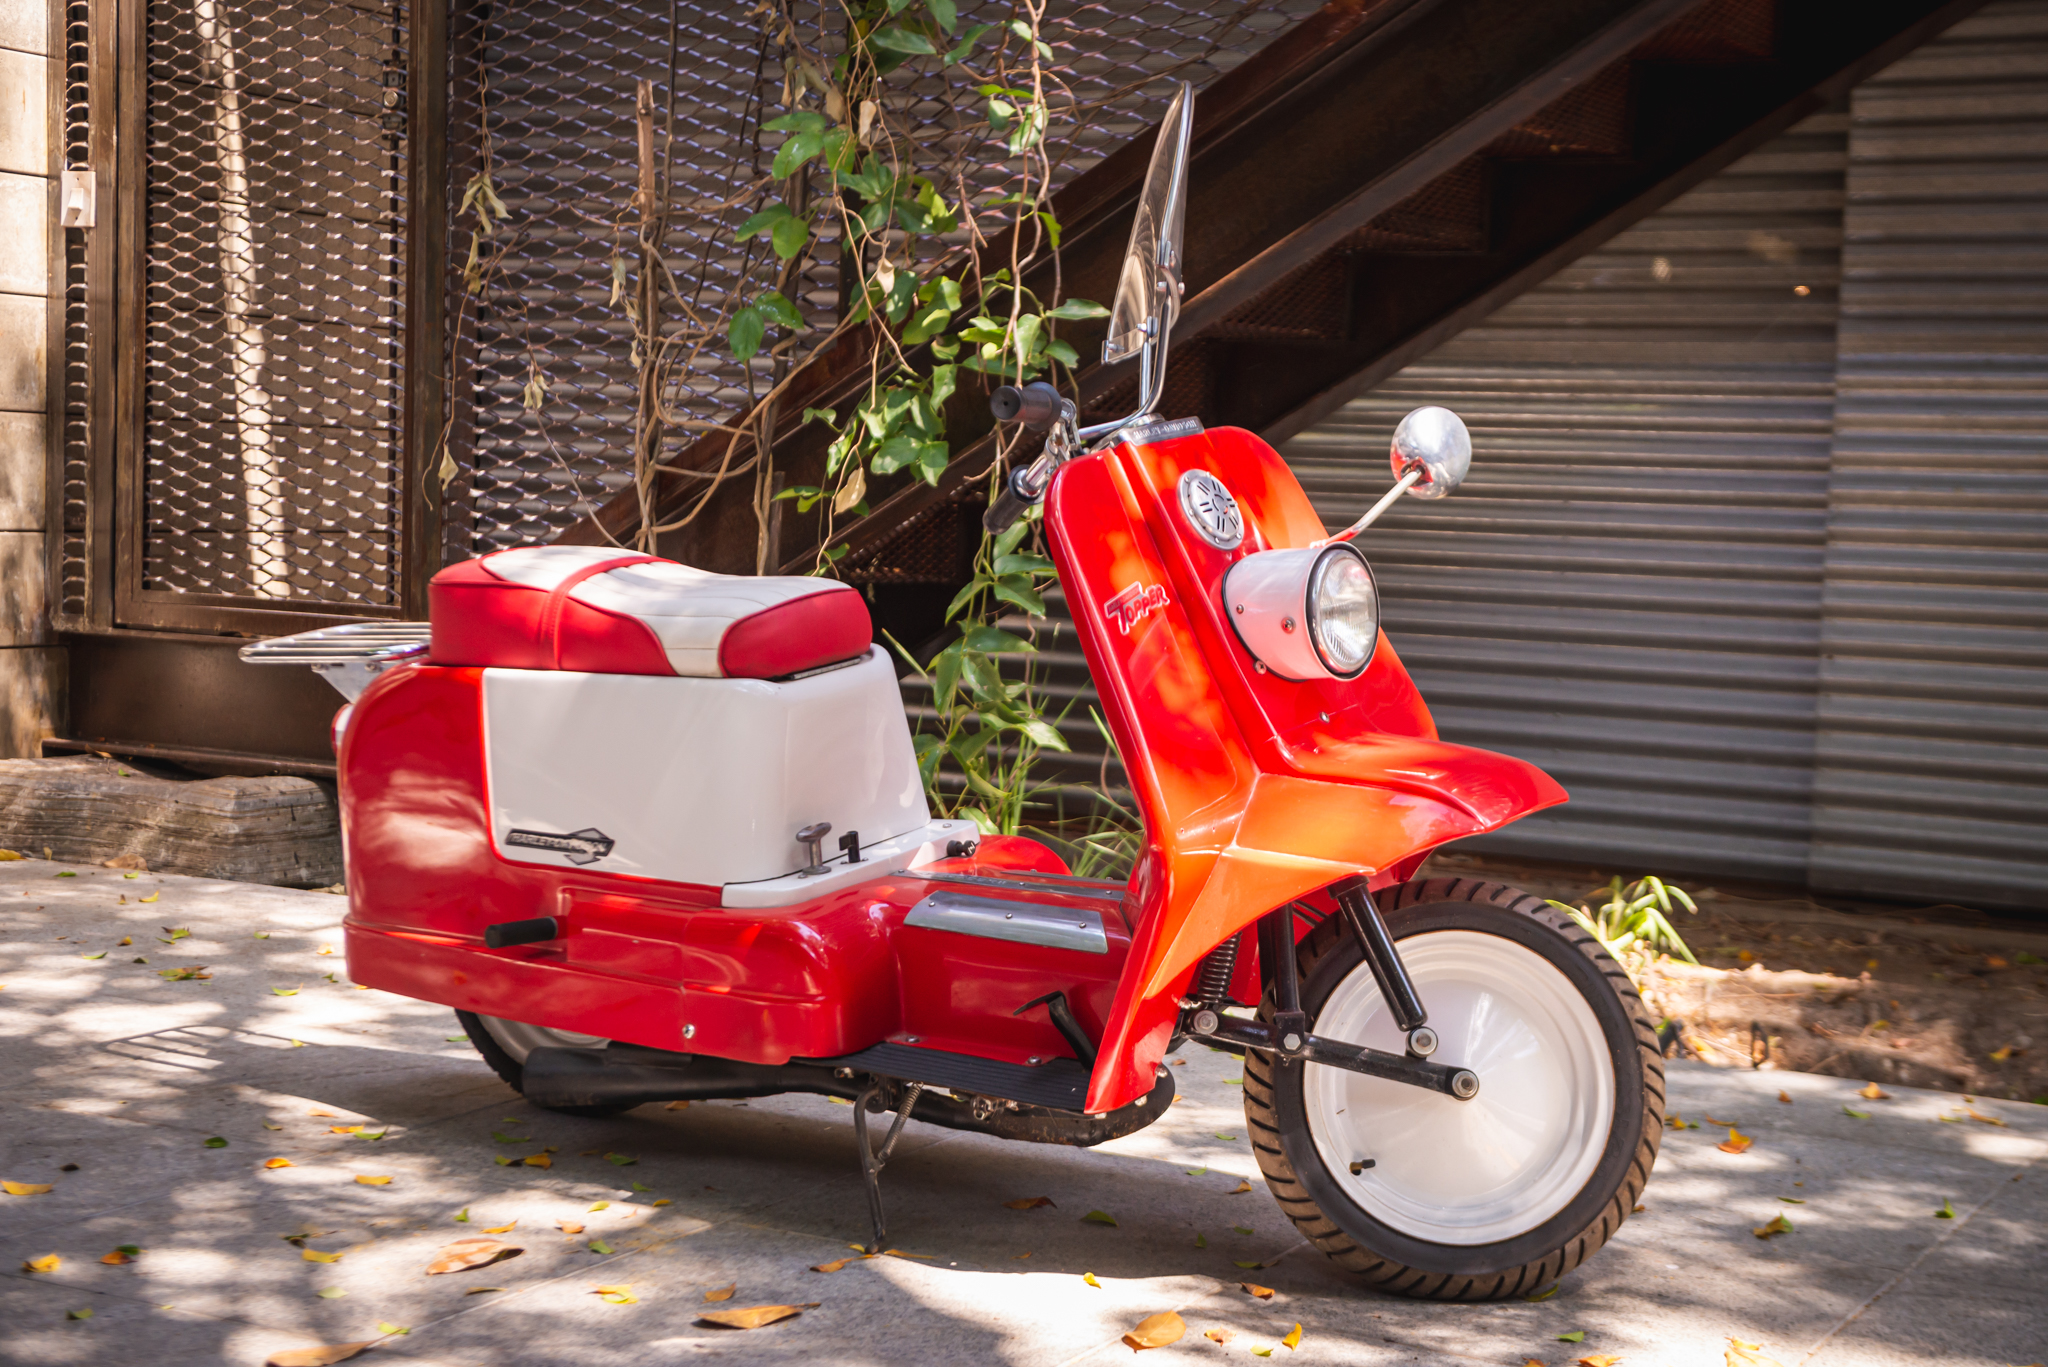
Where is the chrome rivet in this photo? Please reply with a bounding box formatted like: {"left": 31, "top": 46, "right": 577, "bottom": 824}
{"left": 1281, "top": 616, "right": 1296, "bottom": 633}
{"left": 1233, "top": 603, "right": 1244, "bottom": 614}
{"left": 682, "top": 1024, "right": 696, "bottom": 1040}
{"left": 1254, "top": 661, "right": 1267, "bottom": 674}
{"left": 1320, "top": 712, "right": 1330, "bottom": 722}
{"left": 904, "top": 1035, "right": 920, "bottom": 1044}
{"left": 1028, "top": 1056, "right": 1040, "bottom": 1065}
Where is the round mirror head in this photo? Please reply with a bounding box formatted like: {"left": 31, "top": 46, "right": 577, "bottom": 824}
{"left": 1390, "top": 406, "right": 1471, "bottom": 501}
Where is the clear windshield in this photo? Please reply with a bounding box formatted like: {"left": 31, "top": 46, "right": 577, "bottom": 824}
{"left": 1102, "top": 82, "right": 1193, "bottom": 365}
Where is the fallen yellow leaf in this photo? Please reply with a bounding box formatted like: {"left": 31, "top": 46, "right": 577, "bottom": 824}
{"left": 589, "top": 1201, "right": 611, "bottom": 1212}
{"left": 696, "top": 1303, "right": 817, "bottom": 1330}
{"left": 425, "top": 1237, "right": 520, "bottom": 1275}
{"left": 1966, "top": 1107, "right": 2008, "bottom": 1128}
{"left": 1207, "top": 1327, "right": 1238, "bottom": 1344}
{"left": 1124, "top": 1310, "right": 1186, "bottom": 1350}
{"left": 264, "top": 1345, "right": 373, "bottom": 1367}
{"left": 705, "top": 1283, "right": 737, "bottom": 1302}
{"left": 1989, "top": 1046, "right": 2014, "bottom": 1062}
{"left": 557, "top": 1221, "right": 585, "bottom": 1235}
{"left": 101, "top": 1248, "right": 137, "bottom": 1265}
{"left": 329, "top": 1126, "right": 363, "bottom": 1135}
{"left": 23, "top": 1253, "right": 59, "bottom": 1272}
{"left": 592, "top": 1284, "right": 638, "bottom": 1304}
{"left": 1230, "top": 1180, "right": 1253, "bottom": 1194}
{"left": 1241, "top": 1281, "right": 1274, "bottom": 1300}
{"left": 3, "top": 1181, "right": 54, "bottom": 1195}
{"left": 651, "top": 1199, "right": 672, "bottom": 1207}
{"left": 1578, "top": 1356, "right": 1622, "bottom": 1367}
{"left": 1282, "top": 1322, "right": 1303, "bottom": 1350}
{"left": 1858, "top": 1082, "right": 1891, "bottom": 1101}
{"left": 264, "top": 1158, "right": 294, "bottom": 1169}
{"left": 1717, "top": 1127, "right": 1753, "bottom": 1155}
{"left": 1004, "top": 1195, "right": 1055, "bottom": 1209}
{"left": 483, "top": 1222, "right": 517, "bottom": 1234}
{"left": 522, "top": 1153, "right": 552, "bottom": 1168}
{"left": 140, "top": 891, "right": 159, "bottom": 903}
{"left": 1753, "top": 1214, "right": 1793, "bottom": 1239}
{"left": 1778, "top": 1091, "right": 1792, "bottom": 1104}
{"left": 302, "top": 1249, "right": 343, "bottom": 1264}
{"left": 309, "top": 1109, "right": 337, "bottom": 1117}
{"left": 1083, "top": 1272, "right": 1102, "bottom": 1288}
{"left": 810, "top": 1256, "right": 862, "bottom": 1273}
{"left": 354, "top": 1175, "right": 392, "bottom": 1186}
{"left": 665, "top": 1100, "right": 690, "bottom": 1110}
{"left": 1726, "top": 1338, "right": 1787, "bottom": 1367}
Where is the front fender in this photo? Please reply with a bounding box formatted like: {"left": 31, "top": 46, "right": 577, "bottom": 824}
{"left": 1082, "top": 739, "right": 1563, "bottom": 1113}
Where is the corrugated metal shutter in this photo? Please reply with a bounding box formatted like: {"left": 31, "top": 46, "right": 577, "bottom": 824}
{"left": 1808, "top": 0, "right": 2048, "bottom": 911}
{"left": 1279, "top": 113, "right": 1849, "bottom": 884}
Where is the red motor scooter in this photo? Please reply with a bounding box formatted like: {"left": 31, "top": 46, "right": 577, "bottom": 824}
{"left": 246, "top": 85, "right": 1662, "bottom": 1299}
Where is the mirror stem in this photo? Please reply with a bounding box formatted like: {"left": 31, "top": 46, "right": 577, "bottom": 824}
{"left": 1327, "top": 467, "right": 1422, "bottom": 542}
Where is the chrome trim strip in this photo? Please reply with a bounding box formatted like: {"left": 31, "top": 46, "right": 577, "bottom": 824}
{"left": 905, "top": 890, "right": 1110, "bottom": 954}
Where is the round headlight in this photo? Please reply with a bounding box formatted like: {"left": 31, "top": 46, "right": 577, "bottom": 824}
{"left": 1306, "top": 544, "right": 1379, "bottom": 678}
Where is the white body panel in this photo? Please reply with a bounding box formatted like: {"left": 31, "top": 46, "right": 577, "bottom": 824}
{"left": 719, "top": 818, "right": 978, "bottom": 909}
{"left": 481, "top": 647, "right": 929, "bottom": 886}
{"left": 1222, "top": 546, "right": 1327, "bottom": 681}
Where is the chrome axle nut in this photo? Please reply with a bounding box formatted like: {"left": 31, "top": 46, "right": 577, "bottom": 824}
{"left": 1407, "top": 1026, "right": 1438, "bottom": 1057}
{"left": 1450, "top": 1069, "right": 1480, "bottom": 1100}
{"left": 1281, "top": 1031, "right": 1303, "bottom": 1052}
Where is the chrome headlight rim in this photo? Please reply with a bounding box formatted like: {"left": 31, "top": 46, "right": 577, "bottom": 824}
{"left": 1303, "top": 542, "right": 1379, "bottom": 681}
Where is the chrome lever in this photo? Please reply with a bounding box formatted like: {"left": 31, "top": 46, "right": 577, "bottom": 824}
{"left": 796, "top": 822, "right": 832, "bottom": 876}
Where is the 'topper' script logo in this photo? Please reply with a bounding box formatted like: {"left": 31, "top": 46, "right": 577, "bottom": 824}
{"left": 1103, "top": 581, "right": 1170, "bottom": 635}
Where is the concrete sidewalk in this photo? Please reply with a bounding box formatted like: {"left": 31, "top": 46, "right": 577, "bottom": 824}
{"left": 2, "top": 862, "right": 2042, "bottom": 1366}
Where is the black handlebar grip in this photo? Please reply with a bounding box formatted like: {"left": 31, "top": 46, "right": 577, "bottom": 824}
{"left": 989, "top": 381, "right": 1063, "bottom": 432}
{"left": 984, "top": 470, "right": 1035, "bottom": 535}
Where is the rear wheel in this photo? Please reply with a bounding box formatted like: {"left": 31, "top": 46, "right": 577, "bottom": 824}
{"left": 1242, "top": 878, "right": 1663, "bottom": 1299}
{"left": 455, "top": 1010, "right": 637, "bottom": 1118}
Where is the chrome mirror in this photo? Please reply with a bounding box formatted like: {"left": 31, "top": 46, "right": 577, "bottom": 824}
{"left": 1325, "top": 405, "right": 1472, "bottom": 542}
{"left": 1390, "top": 405, "right": 1471, "bottom": 500}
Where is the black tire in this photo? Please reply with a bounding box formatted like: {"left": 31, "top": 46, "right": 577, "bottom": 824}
{"left": 455, "top": 1010, "right": 638, "bottom": 1119}
{"left": 1242, "top": 878, "right": 1664, "bottom": 1300}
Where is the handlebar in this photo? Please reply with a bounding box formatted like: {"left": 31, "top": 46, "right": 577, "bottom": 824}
{"left": 983, "top": 467, "right": 1035, "bottom": 535}
{"left": 990, "top": 382, "right": 1063, "bottom": 432}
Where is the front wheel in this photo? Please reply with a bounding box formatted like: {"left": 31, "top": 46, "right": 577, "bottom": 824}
{"left": 1243, "top": 878, "right": 1664, "bottom": 1300}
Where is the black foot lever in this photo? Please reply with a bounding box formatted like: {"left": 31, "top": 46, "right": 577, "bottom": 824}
{"left": 1012, "top": 990, "right": 1098, "bottom": 1066}
{"left": 851, "top": 1079, "right": 924, "bottom": 1253}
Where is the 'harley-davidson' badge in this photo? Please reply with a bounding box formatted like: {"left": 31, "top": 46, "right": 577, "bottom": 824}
{"left": 505, "top": 826, "right": 615, "bottom": 865}
{"left": 1103, "top": 581, "right": 1170, "bottom": 635}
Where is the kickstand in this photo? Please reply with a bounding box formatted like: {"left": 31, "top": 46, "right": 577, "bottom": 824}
{"left": 851, "top": 1079, "right": 924, "bottom": 1254}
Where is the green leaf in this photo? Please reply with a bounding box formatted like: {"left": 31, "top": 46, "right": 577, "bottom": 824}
{"left": 1013, "top": 312, "right": 1043, "bottom": 363}
{"left": 1081, "top": 1209, "right": 1118, "bottom": 1227}
{"left": 926, "top": 0, "right": 957, "bottom": 32}
{"left": 915, "top": 441, "right": 949, "bottom": 485}
{"left": 736, "top": 202, "right": 794, "bottom": 242}
{"left": 589, "top": 1239, "right": 615, "bottom": 1254}
{"left": 1194, "top": 1232, "right": 1207, "bottom": 1247}
{"left": 67, "top": 1307, "right": 92, "bottom": 1320}
{"left": 1557, "top": 1331, "right": 1586, "bottom": 1343}
{"left": 928, "top": 363, "right": 958, "bottom": 411}
{"left": 318, "top": 1286, "right": 348, "bottom": 1299}
{"left": 756, "top": 291, "right": 804, "bottom": 331}
{"left": 901, "top": 300, "right": 953, "bottom": 346}
{"left": 868, "top": 25, "right": 936, "bottom": 56}
{"left": 944, "top": 22, "right": 993, "bottom": 64}
{"left": 203, "top": 1137, "right": 228, "bottom": 1149}
{"left": 762, "top": 111, "right": 829, "bottom": 135}
{"left": 993, "top": 519, "right": 1032, "bottom": 559}
{"left": 993, "top": 552, "right": 1054, "bottom": 576}
{"left": 991, "top": 578, "right": 1046, "bottom": 616}
{"left": 454, "top": 1208, "right": 469, "bottom": 1222}
{"left": 1037, "top": 209, "right": 1062, "bottom": 250}
{"left": 1043, "top": 339, "right": 1079, "bottom": 367}
{"left": 770, "top": 214, "right": 811, "bottom": 261}
{"left": 961, "top": 625, "right": 1033, "bottom": 655}
{"left": 1522, "top": 1283, "right": 1560, "bottom": 1302}
{"left": 1021, "top": 719, "right": 1067, "bottom": 751}
{"left": 604, "top": 1152, "right": 637, "bottom": 1166}
{"left": 944, "top": 576, "right": 993, "bottom": 623}
{"left": 80, "top": 950, "right": 106, "bottom": 960}
{"left": 1843, "top": 1106, "right": 1870, "bottom": 1119}
{"left": 728, "top": 306, "right": 765, "bottom": 362}
{"left": 1046, "top": 298, "right": 1109, "bottom": 321}
{"left": 1934, "top": 1198, "right": 1955, "bottom": 1219}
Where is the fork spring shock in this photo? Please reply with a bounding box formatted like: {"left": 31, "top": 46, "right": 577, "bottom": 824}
{"left": 1195, "top": 931, "right": 1241, "bottom": 1004}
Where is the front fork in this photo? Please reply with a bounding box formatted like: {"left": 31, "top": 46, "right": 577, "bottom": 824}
{"left": 1180, "top": 880, "right": 1479, "bottom": 1101}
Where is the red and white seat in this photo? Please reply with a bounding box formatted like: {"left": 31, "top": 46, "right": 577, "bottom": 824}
{"left": 429, "top": 547, "right": 872, "bottom": 679}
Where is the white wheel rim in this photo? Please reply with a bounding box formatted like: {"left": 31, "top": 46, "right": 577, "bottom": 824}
{"left": 477, "top": 1015, "right": 608, "bottom": 1065}
{"left": 1305, "top": 929, "right": 1614, "bottom": 1246}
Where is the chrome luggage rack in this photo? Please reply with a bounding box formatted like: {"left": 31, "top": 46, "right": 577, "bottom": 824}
{"left": 239, "top": 621, "right": 431, "bottom": 701}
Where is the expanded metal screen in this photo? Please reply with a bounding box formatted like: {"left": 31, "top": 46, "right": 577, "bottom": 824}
{"left": 138, "top": 0, "right": 410, "bottom": 607}
{"left": 444, "top": 0, "right": 1324, "bottom": 558}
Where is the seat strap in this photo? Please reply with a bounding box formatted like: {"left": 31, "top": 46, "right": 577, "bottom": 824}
{"left": 541, "top": 554, "right": 664, "bottom": 668}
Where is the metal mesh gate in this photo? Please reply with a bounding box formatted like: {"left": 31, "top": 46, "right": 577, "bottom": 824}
{"left": 441, "top": 0, "right": 1324, "bottom": 560}
{"left": 138, "top": 0, "right": 411, "bottom": 609}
